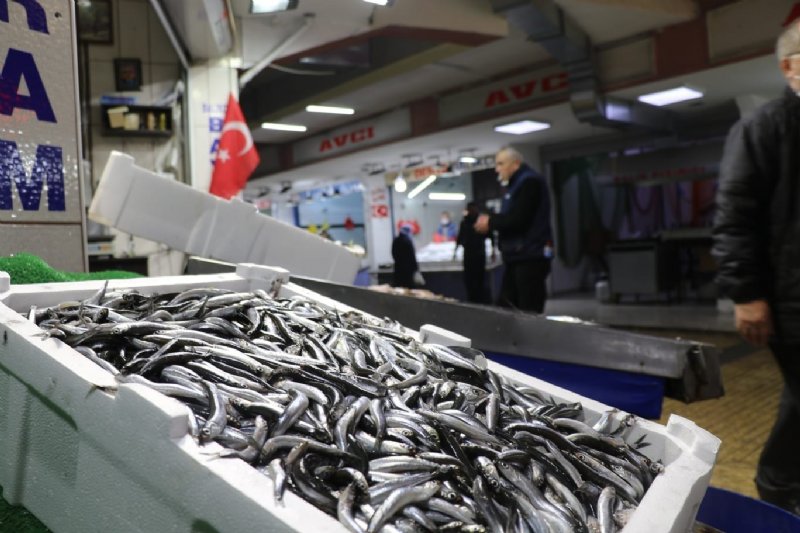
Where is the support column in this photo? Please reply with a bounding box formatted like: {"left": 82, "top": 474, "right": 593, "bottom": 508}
{"left": 186, "top": 60, "right": 239, "bottom": 192}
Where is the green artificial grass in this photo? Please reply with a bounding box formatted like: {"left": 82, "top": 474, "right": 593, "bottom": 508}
{"left": 0, "top": 493, "right": 50, "bottom": 533}
{"left": 0, "top": 253, "right": 141, "bottom": 284}
{"left": 0, "top": 254, "right": 140, "bottom": 530}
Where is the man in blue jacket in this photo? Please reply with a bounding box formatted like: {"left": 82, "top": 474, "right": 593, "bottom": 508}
{"left": 475, "top": 146, "right": 553, "bottom": 313}
{"left": 712, "top": 21, "right": 800, "bottom": 514}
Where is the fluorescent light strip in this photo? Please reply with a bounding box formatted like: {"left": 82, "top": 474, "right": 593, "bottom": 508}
{"left": 494, "top": 120, "right": 550, "bottom": 135}
{"left": 459, "top": 156, "right": 478, "bottom": 164}
{"left": 637, "top": 86, "right": 703, "bottom": 107}
{"left": 261, "top": 122, "right": 307, "bottom": 132}
{"left": 306, "top": 105, "right": 355, "bottom": 115}
{"left": 363, "top": 0, "right": 389, "bottom": 5}
{"left": 407, "top": 175, "right": 437, "bottom": 199}
{"left": 251, "top": 0, "right": 296, "bottom": 14}
{"left": 429, "top": 192, "right": 466, "bottom": 201}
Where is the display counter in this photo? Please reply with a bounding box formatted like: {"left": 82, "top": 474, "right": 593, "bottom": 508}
{"left": 375, "top": 258, "right": 504, "bottom": 302}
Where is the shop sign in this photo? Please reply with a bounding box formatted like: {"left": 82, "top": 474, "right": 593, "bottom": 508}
{"left": 601, "top": 165, "right": 718, "bottom": 185}
{"left": 1, "top": 0, "right": 83, "bottom": 223}
{"left": 371, "top": 204, "right": 389, "bottom": 218}
{"left": 320, "top": 126, "right": 374, "bottom": 153}
{"left": 1, "top": 1, "right": 86, "bottom": 271}
{"left": 407, "top": 165, "right": 449, "bottom": 180}
{"left": 293, "top": 108, "right": 411, "bottom": 164}
{"left": 594, "top": 143, "right": 723, "bottom": 185}
{"left": 363, "top": 175, "right": 394, "bottom": 267}
{"left": 439, "top": 66, "right": 569, "bottom": 125}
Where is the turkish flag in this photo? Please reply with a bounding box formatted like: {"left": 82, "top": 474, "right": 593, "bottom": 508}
{"left": 209, "top": 93, "right": 260, "bottom": 199}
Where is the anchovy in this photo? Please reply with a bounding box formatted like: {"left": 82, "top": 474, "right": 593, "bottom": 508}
{"left": 366, "top": 481, "right": 441, "bottom": 533}
{"left": 35, "top": 286, "right": 665, "bottom": 532}
{"left": 597, "top": 486, "right": 616, "bottom": 533}
{"left": 199, "top": 380, "right": 227, "bottom": 443}
{"left": 272, "top": 391, "right": 310, "bottom": 437}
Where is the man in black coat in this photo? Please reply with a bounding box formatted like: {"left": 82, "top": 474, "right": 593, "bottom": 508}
{"left": 475, "top": 147, "right": 553, "bottom": 313}
{"left": 455, "top": 202, "right": 494, "bottom": 303}
{"left": 391, "top": 225, "right": 420, "bottom": 289}
{"left": 712, "top": 21, "right": 800, "bottom": 514}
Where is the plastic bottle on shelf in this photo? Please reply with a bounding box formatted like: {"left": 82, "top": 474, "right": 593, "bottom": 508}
{"left": 544, "top": 240, "right": 554, "bottom": 259}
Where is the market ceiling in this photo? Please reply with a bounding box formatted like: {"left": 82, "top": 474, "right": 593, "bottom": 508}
{"left": 220, "top": 0, "right": 786, "bottom": 188}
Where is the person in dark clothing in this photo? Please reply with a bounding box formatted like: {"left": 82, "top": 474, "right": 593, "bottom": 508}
{"left": 454, "top": 202, "right": 494, "bottom": 303}
{"left": 712, "top": 21, "right": 800, "bottom": 515}
{"left": 391, "top": 225, "right": 421, "bottom": 289}
{"left": 475, "top": 147, "right": 553, "bottom": 313}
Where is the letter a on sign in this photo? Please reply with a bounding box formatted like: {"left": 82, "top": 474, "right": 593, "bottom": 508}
{"left": 0, "top": 48, "right": 56, "bottom": 122}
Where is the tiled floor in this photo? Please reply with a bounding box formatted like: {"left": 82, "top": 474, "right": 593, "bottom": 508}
{"left": 660, "top": 345, "right": 780, "bottom": 498}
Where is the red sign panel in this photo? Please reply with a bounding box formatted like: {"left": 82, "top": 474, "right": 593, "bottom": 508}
{"left": 439, "top": 66, "right": 569, "bottom": 125}
{"left": 371, "top": 204, "right": 389, "bottom": 218}
{"left": 320, "top": 126, "right": 375, "bottom": 153}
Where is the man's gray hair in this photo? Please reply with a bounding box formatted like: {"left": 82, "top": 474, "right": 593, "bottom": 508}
{"left": 776, "top": 22, "right": 800, "bottom": 61}
{"left": 497, "top": 146, "right": 524, "bottom": 163}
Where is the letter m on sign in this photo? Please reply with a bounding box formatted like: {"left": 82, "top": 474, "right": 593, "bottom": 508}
{"left": 0, "top": 140, "right": 65, "bottom": 211}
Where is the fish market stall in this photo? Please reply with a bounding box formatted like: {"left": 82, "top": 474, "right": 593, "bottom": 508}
{"left": 0, "top": 264, "right": 719, "bottom": 532}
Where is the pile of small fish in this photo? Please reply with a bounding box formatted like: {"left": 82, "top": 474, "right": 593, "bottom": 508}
{"left": 30, "top": 284, "right": 664, "bottom": 533}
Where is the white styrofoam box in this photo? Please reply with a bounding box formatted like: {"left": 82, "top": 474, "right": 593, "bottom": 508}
{"left": 89, "top": 152, "right": 360, "bottom": 283}
{"left": 147, "top": 249, "right": 187, "bottom": 277}
{"left": 0, "top": 265, "right": 720, "bottom": 533}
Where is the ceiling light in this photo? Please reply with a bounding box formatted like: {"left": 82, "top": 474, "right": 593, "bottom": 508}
{"left": 306, "top": 105, "right": 355, "bottom": 115}
{"left": 637, "top": 86, "right": 703, "bottom": 107}
{"left": 363, "top": 0, "right": 391, "bottom": 5}
{"left": 459, "top": 156, "right": 478, "bottom": 164}
{"left": 407, "top": 175, "right": 436, "bottom": 199}
{"left": 261, "top": 122, "right": 307, "bottom": 132}
{"left": 394, "top": 175, "right": 407, "bottom": 193}
{"left": 494, "top": 120, "right": 550, "bottom": 135}
{"left": 250, "top": 0, "right": 298, "bottom": 14}
{"left": 429, "top": 192, "right": 466, "bottom": 201}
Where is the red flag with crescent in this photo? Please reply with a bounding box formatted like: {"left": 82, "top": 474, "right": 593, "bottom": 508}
{"left": 209, "top": 93, "right": 260, "bottom": 199}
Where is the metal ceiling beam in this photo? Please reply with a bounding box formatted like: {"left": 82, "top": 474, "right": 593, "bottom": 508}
{"left": 490, "top": 0, "right": 674, "bottom": 132}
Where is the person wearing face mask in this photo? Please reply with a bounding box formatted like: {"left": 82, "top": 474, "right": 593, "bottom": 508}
{"left": 474, "top": 146, "right": 553, "bottom": 313}
{"left": 433, "top": 211, "right": 458, "bottom": 242}
{"left": 712, "top": 21, "right": 800, "bottom": 514}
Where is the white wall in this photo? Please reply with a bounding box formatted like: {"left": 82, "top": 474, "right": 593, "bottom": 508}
{"left": 85, "top": 0, "right": 183, "bottom": 258}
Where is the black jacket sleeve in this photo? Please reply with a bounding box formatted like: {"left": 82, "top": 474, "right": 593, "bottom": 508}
{"left": 712, "top": 116, "right": 777, "bottom": 303}
{"left": 456, "top": 220, "right": 467, "bottom": 249}
{"left": 488, "top": 178, "right": 540, "bottom": 234}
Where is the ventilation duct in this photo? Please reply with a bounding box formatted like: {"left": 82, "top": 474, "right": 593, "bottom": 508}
{"left": 490, "top": 0, "right": 674, "bottom": 132}
{"left": 159, "top": 0, "right": 233, "bottom": 60}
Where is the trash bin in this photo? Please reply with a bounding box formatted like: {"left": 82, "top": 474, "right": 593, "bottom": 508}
{"left": 696, "top": 486, "right": 800, "bottom": 533}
